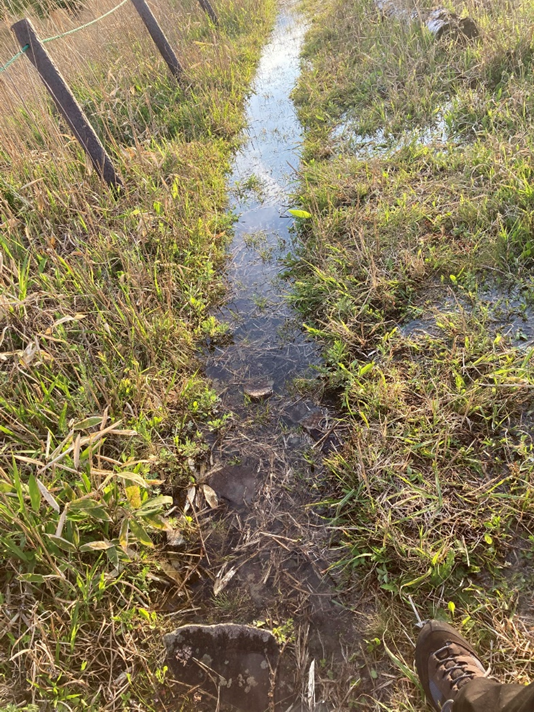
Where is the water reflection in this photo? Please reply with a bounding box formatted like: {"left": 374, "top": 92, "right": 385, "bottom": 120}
{"left": 204, "top": 10, "right": 321, "bottom": 398}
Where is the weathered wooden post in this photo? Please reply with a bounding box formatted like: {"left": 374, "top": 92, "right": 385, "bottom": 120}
{"left": 11, "top": 19, "right": 122, "bottom": 190}
{"left": 197, "top": 0, "right": 218, "bottom": 26}
{"left": 129, "top": 0, "right": 184, "bottom": 79}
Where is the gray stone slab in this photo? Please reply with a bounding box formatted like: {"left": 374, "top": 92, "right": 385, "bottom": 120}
{"left": 164, "top": 623, "right": 280, "bottom": 711}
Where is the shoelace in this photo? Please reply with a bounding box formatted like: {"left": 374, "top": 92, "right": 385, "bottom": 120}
{"left": 433, "top": 643, "right": 478, "bottom": 691}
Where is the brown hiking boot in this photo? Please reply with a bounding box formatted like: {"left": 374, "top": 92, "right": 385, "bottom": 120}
{"left": 415, "top": 620, "right": 487, "bottom": 711}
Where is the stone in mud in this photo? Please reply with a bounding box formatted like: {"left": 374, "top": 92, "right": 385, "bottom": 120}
{"left": 299, "top": 410, "right": 326, "bottom": 442}
{"left": 163, "top": 623, "right": 279, "bottom": 711}
{"left": 166, "top": 529, "right": 186, "bottom": 549}
{"left": 244, "top": 379, "right": 274, "bottom": 401}
{"left": 207, "top": 465, "right": 258, "bottom": 506}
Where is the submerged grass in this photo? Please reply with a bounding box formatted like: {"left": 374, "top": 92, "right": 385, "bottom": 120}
{"left": 0, "top": 0, "right": 275, "bottom": 707}
{"left": 292, "top": 0, "right": 534, "bottom": 707}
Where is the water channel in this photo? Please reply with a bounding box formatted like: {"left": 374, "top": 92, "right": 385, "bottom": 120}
{"left": 205, "top": 6, "right": 319, "bottom": 395}
{"left": 177, "top": 4, "right": 362, "bottom": 708}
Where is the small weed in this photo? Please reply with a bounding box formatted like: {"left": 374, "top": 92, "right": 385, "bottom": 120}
{"left": 244, "top": 229, "right": 266, "bottom": 248}
{"left": 211, "top": 588, "right": 255, "bottom": 621}
{"left": 271, "top": 618, "right": 295, "bottom": 645}
{"left": 206, "top": 412, "right": 232, "bottom": 431}
{"left": 200, "top": 315, "right": 232, "bottom": 342}
{"left": 253, "top": 294, "right": 270, "bottom": 310}
{"left": 233, "top": 173, "right": 265, "bottom": 201}
{"left": 259, "top": 246, "right": 275, "bottom": 262}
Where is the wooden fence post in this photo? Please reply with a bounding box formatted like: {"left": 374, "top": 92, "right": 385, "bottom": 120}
{"left": 197, "top": 0, "right": 218, "bottom": 26}
{"left": 129, "top": 0, "right": 184, "bottom": 79}
{"left": 11, "top": 18, "right": 122, "bottom": 190}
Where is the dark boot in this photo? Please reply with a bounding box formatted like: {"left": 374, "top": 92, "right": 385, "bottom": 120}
{"left": 416, "top": 620, "right": 487, "bottom": 711}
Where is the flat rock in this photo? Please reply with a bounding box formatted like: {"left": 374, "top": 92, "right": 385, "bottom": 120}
{"left": 244, "top": 379, "right": 274, "bottom": 401}
{"left": 207, "top": 465, "right": 258, "bottom": 506}
{"left": 164, "top": 623, "right": 280, "bottom": 711}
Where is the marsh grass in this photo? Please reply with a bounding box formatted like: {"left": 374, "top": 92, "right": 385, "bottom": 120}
{"left": 293, "top": 0, "right": 534, "bottom": 707}
{"left": 0, "top": 0, "right": 275, "bottom": 706}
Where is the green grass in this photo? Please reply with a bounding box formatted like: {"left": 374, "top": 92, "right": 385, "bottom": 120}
{"left": 292, "top": 0, "right": 534, "bottom": 707}
{"left": 0, "top": 0, "right": 275, "bottom": 706}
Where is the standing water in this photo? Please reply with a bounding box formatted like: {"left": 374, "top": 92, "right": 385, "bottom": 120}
{"left": 171, "top": 4, "right": 363, "bottom": 709}
{"left": 205, "top": 8, "right": 319, "bottom": 394}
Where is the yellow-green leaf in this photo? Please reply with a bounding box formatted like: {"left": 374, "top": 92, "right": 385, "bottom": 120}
{"left": 126, "top": 484, "right": 142, "bottom": 509}
{"left": 84, "top": 506, "right": 112, "bottom": 522}
{"left": 359, "top": 362, "right": 374, "bottom": 377}
{"left": 28, "top": 474, "right": 41, "bottom": 512}
{"left": 119, "top": 519, "right": 129, "bottom": 551}
{"left": 79, "top": 540, "right": 114, "bottom": 552}
{"left": 117, "top": 472, "right": 150, "bottom": 488}
{"left": 73, "top": 416, "right": 103, "bottom": 431}
{"left": 142, "top": 513, "right": 170, "bottom": 530}
{"left": 288, "top": 209, "right": 312, "bottom": 219}
{"left": 138, "top": 495, "right": 173, "bottom": 515}
{"left": 130, "top": 518, "right": 154, "bottom": 547}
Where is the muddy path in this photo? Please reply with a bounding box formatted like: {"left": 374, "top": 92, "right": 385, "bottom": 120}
{"left": 172, "top": 4, "right": 372, "bottom": 710}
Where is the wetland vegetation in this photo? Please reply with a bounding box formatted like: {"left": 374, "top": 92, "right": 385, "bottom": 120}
{"left": 291, "top": 0, "right": 534, "bottom": 707}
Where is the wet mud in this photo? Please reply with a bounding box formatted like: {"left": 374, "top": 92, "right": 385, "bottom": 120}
{"left": 165, "top": 4, "right": 365, "bottom": 710}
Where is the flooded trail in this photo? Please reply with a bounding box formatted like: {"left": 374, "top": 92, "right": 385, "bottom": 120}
{"left": 180, "top": 4, "right": 366, "bottom": 710}
{"left": 205, "top": 9, "right": 318, "bottom": 395}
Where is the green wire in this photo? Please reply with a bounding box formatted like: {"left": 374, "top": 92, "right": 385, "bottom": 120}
{"left": 0, "top": 45, "right": 28, "bottom": 73}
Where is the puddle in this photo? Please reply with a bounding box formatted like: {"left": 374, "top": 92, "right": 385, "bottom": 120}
{"left": 165, "top": 3, "right": 364, "bottom": 710}
{"left": 331, "top": 104, "right": 453, "bottom": 158}
{"left": 205, "top": 12, "right": 320, "bottom": 399}
{"left": 399, "top": 281, "right": 534, "bottom": 348}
